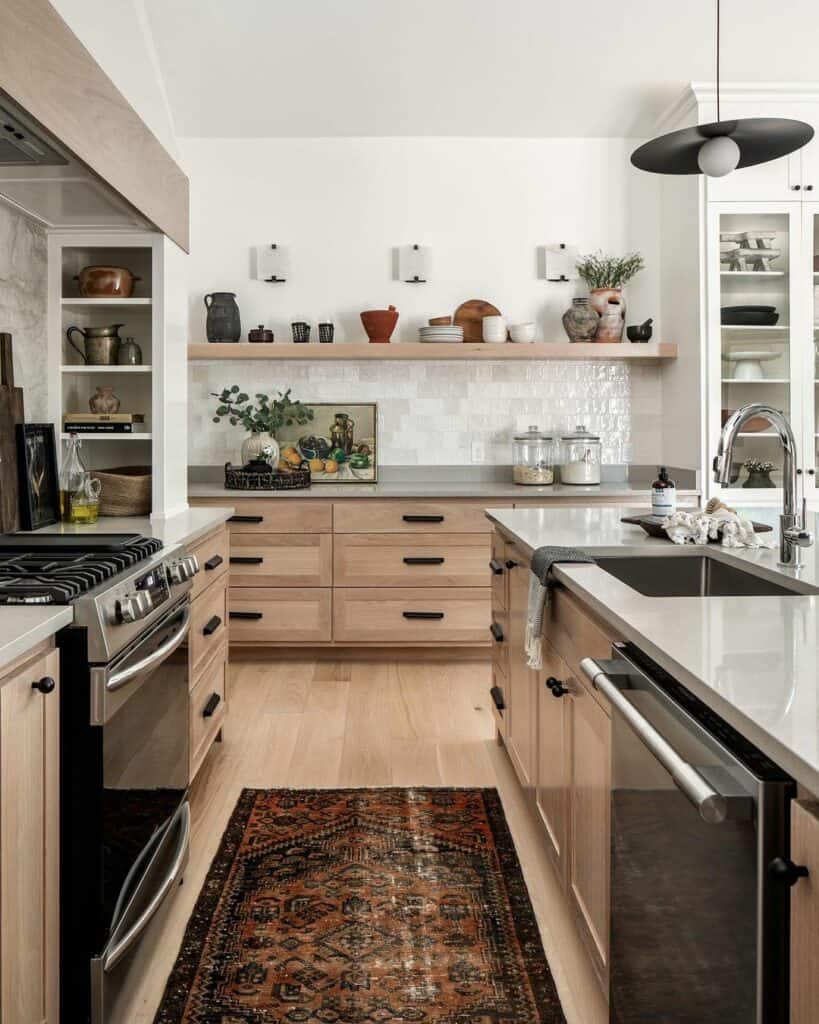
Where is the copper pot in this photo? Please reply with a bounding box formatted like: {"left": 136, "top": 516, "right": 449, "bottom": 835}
{"left": 74, "top": 265, "right": 140, "bottom": 298}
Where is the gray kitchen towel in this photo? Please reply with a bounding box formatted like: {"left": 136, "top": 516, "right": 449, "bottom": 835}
{"left": 526, "top": 546, "right": 594, "bottom": 669}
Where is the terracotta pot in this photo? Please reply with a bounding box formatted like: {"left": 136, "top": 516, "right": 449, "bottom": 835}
{"left": 589, "top": 287, "right": 626, "bottom": 342}
{"left": 74, "top": 265, "right": 140, "bottom": 298}
{"left": 595, "top": 299, "right": 625, "bottom": 343}
{"left": 361, "top": 305, "right": 398, "bottom": 344}
{"left": 89, "top": 386, "right": 121, "bottom": 414}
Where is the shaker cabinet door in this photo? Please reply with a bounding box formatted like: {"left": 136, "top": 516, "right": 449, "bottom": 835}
{"left": 536, "top": 642, "right": 571, "bottom": 887}
{"left": 505, "top": 549, "right": 536, "bottom": 790}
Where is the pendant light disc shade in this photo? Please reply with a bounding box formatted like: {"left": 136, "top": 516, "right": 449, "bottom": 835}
{"left": 631, "top": 118, "right": 814, "bottom": 175}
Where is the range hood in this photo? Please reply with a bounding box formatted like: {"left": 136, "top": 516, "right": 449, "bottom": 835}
{"left": 0, "top": 93, "right": 150, "bottom": 231}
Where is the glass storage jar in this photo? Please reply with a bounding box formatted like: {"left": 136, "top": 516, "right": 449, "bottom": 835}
{"left": 512, "top": 425, "right": 555, "bottom": 485}
{"left": 560, "top": 425, "right": 602, "bottom": 485}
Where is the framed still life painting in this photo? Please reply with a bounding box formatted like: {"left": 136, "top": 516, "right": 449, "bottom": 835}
{"left": 16, "top": 424, "right": 60, "bottom": 529}
{"left": 277, "top": 403, "right": 377, "bottom": 483}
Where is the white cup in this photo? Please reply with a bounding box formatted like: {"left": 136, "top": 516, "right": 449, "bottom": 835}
{"left": 482, "top": 315, "right": 507, "bottom": 343}
{"left": 509, "top": 322, "right": 536, "bottom": 343}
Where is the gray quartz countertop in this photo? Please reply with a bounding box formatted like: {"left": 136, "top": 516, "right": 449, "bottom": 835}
{"left": 0, "top": 607, "right": 74, "bottom": 675}
{"left": 487, "top": 504, "right": 819, "bottom": 794}
{"left": 188, "top": 480, "right": 699, "bottom": 501}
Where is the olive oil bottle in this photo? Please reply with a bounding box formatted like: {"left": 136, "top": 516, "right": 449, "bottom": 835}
{"left": 59, "top": 433, "right": 100, "bottom": 524}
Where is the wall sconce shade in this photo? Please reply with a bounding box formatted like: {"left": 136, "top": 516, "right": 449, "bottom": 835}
{"left": 398, "top": 244, "right": 430, "bottom": 283}
{"left": 541, "top": 243, "right": 578, "bottom": 282}
{"left": 254, "top": 243, "right": 289, "bottom": 283}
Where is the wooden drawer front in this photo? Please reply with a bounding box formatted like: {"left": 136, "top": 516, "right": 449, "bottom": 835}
{"left": 549, "top": 587, "right": 618, "bottom": 714}
{"left": 229, "top": 588, "right": 332, "bottom": 644}
{"left": 333, "top": 588, "right": 490, "bottom": 643}
{"left": 194, "top": 498, "right": 332, "bottom": 534}
{"left": 189, "top": 579, "right": 228, "bottom": 682}
{"left": 333, "top": 501, "right": 505, "bottom": 534}
{"left": 334, "top": 534, "right": 490, "bottom": 587}
{"left": 490, "top": 531, "right": 508, "bottom": 612}
{"left": 230, "top": 534, "right": 333, "bottom": 587}
{"left": 188, "top": 526, "right": 229, "bottom": 601}
{"left": 189, "top": 647, "right": 227, "bottom": 779}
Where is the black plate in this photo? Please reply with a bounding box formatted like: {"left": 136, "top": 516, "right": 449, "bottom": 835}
{"left": 621, "top": 515, "right": 773, "bottom": 540}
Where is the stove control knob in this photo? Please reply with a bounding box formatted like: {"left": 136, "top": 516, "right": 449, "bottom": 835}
{"left": 117, "top": 591, "right": 153, "bottom": 623}
{"left": 168, "top": 556, "right": 199, "bottom": 585}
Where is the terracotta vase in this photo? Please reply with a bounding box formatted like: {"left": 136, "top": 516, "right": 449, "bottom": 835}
{"left": 88, "top": 386, "right": 121, "bottom": 413}
{"left": 589, "top": 287, "right": 625, "bottom": 342}
{"left": 595, "top": 299, "right": 625, "bottom": 343}
{"left": 361, "top": 305, "right": 398, "bottom": 343}
{"left": 561, "top": 298, "right": 600, "bottom": 342}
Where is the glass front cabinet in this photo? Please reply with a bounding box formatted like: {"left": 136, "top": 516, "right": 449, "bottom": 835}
{"left": 707, "top": 202, "right": 819, "bottom": 503}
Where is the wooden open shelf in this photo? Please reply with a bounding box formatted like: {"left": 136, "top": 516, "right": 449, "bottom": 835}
{"left": 188, "top": 341, "right": 677, "bottom": 362}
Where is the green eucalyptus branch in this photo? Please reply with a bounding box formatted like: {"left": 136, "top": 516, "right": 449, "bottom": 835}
{"left": 576, "top": 251, "right": 645, "bottom": 290}
{"left": 211, "top": 387, "right": 314, "bottom": 435}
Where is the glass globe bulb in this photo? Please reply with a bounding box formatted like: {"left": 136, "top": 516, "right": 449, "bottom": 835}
{"left": 697, "top": 135, "right": 741, "bottom": 177}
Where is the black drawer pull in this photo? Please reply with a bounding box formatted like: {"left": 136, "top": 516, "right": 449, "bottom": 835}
{"left": 490, "top": 685, "right": 505, "bottom": 711}
{"left": 490, "top": 622, "right": 504, "bottom": 642}
{"left": 402, "top": 514, "right": 444, "bottom": 523}
{"left": 228, "top": 514, "right": 264, "bottom": 524}
{"left": 204, "top": 554, "right": 224, "bottom": 571}
{"left": 505, "top": 559, "right": 519, "bottom": 570}
{"left": 230, "top": 556, "right": 264, "bottom": 565}
{"left": 402, "top": 610, "right": 445, "bottom": 620}
{"left": 489, "top": 559, "right": 504, "bottom": 575}
{"left": 229, "top": 611, "right": 263, "bottom": 620}
{"left": 202, "top": 693, "right": 221, "bottom": 718}
{"left": 403, "top": 556, "right": 445, "bottom": 565}
{"left": 202, "top": 615, "right": 222, "bottom": 636}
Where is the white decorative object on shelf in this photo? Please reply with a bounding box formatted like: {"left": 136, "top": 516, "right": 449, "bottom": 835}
{"left": 540, "top": 243, "right": 578, "bottom": 282}
{"left": 721, "top": 349, "right": 780, "bottom": 381}
{"left": 253, "top": 243, "right": 289, "bottom": 283}
{"left": 397, "top": 244, "right": 430, "bottom": 283}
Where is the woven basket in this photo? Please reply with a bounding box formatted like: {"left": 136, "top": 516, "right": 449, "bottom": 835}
{"left": 93, "top": 465, "right": 152, "bottom": 516}
{"left": 224, "top": 462, "right": 311, "bottom": 491}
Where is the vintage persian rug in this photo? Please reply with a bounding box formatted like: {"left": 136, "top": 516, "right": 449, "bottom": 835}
{"left": 154, "top": 787, "right": 566, "bottom": 1023}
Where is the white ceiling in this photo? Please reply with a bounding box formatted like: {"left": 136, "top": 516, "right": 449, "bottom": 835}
{"left": 143, "top": 0, "right": 819, "bottom": 138}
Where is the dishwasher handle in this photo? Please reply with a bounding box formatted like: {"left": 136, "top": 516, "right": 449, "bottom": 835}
{"left": 580, "top": 657, "right": 732, "bottom": 825}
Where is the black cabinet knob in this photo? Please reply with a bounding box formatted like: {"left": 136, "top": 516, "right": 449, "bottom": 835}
{"left": 806, "top": 184, "right": 814, "bottom": 191}
{"left": 505, "top": 559, "right": 519, "bottom": 570}
{"left": 202, "top": 692, "right": 221, "bottom": 718}
{"left": 792, "top": 184, "right": 802, "bottom": 190}
{"left": 546, "top": 676, "right": 568, "bottom": 697}
{"left": 769, "top": 857, "right": 809, "bottom": 887}
{"left": 203, "top": 615, "right": 222, "bottom": 636}
{"left": 489, "top": 559, "right": 504, "bottom": 575}
{"left": 489, "top": 622, "right": 504, "bottom": 642}
{"left": 31, "top": 676, "right": 56, "bottom": 694}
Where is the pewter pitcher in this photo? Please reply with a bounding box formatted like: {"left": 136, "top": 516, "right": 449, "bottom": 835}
{"left": 66, "top": 324, "right": 125, "bottom": 365}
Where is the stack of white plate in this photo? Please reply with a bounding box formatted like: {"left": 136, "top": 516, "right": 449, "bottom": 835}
{"left": 418, "top": 326, "right": 464, "bottom": 344}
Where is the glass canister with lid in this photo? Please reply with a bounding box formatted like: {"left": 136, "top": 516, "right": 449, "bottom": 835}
{"left": 559, "top": 424, "right": 602, "bottom": 485}
{"left": 512, "top": 425, "right": 556, "bottom": 485}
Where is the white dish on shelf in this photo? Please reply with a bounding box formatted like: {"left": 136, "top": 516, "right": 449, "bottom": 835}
{"left": 721, "top": 349, "right": 780, "bottom": 381}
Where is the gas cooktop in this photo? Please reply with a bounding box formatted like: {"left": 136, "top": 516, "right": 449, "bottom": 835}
{"left": 0, "top": 535, "right": 163, "bottom": 605}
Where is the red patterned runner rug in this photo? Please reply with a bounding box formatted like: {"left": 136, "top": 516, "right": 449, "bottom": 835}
{"left": 154, "top": 787, "right": 566, "bottom": 1023}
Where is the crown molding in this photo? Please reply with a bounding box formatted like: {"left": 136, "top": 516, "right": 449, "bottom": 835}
{"left": 654, "top": 82, "right": 819, "bottom": 134}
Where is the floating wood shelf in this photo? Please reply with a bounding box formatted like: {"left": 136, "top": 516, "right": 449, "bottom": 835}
{"left": 187, "top": 342, "right": 677, "bottom": 362}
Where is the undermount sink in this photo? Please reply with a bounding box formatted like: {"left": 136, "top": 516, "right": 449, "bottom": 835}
{"left": 595, "top": 555, "right": 799, "bottom": 598}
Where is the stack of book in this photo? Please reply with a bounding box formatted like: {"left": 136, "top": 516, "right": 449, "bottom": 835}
{"left": 64, "top": 413, "right": 146, "bottom": 434}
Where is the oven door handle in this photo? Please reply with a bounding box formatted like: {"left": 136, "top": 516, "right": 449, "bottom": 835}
{"left": 106, "top": 607, "right": 191, "bottom": 693}
{"left": 580, "top": 657, "right": 730, "bottom": 825}
{"left": 103, "top": 801, "right": 190, "bottom": 973}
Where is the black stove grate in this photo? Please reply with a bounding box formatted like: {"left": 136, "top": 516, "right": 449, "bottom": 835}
{"left": 0, "top": 537, "right": 163, "bottom": 605}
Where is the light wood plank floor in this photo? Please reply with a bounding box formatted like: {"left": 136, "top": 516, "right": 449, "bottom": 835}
{"left": 126, "top": 658, "right": 607, "bottom": 1024}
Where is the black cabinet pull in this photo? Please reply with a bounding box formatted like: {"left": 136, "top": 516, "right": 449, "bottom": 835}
{"left": 505, "top": 559, "right": 519, "bottom": 570}
{"left": 769, "top": 857, "right": 809, "bottom": 887}
{"left": 403, "top": 556, "right": 445, "bottom": 565}
{"left": 792, "top": 184, "right": 802, "bottom": 190}
{"left": 230, "top": 556, "right": 264, "bottom": 565}
{"left": 402, "top": 514, "right": 444, "bottom": 523}
{"left": 546, "top": 676, "right": 569, "bottom": 697}
{"left": 490, "top": 685, "right": 505, "bottom": 711}
{"left": 228, "top": 514, "right": 264, "bottom": 524}
{"left": 204, "top": 554, "right": 224, "bottom": 571}
{"left": 402, "top": 611, "right": 444, "bottom": 620}
{"left": 807, "top": 184, "right": 815, "bottom": 191}
{"left": 31, "top": 676, "right": 56, "bottom": 695}
{"left": 490, "top": 622, "right": 504, "bottom": 642}
{"left": 229, "top": 611, "right": 263, "bottom": 620}
{"left": 202, "top": 693, "right": 221, "bottom": 718}
{"left": 203, "top": 615, "right": 222, "bottom": 636}
{"left": 489, "top": 559, "right": 504, "bottom": 575}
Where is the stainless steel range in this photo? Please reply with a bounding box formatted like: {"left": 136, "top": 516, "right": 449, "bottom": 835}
{"left": 0, "top": 533, "right": 200, "bottom": 1024}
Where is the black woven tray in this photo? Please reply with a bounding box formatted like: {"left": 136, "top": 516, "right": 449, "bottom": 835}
{"left": 224, "top": 462, "right": 311, "bottom": 490}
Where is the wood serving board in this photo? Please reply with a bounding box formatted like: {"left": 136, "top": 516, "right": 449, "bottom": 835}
{"left": 0, "top": 333, "right": 24, "bottom": 533}
{"left": 621, "top": 514, "right": 773, "bottom": 539}
{"left": 453, "top": 299, "right": 501, "bottom": 343}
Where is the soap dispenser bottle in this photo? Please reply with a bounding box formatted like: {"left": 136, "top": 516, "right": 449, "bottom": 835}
{"left": 651, "top": 466, "right": 676, "bottom": 516}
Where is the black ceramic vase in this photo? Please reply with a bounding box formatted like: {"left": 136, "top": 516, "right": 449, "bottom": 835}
{"left": 204, "top": 292, "right": 241, "bottom": 343}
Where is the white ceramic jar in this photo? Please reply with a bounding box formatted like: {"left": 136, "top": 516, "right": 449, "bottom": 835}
{"left": 482, "top": 315, "right": 507, "bottom": 343}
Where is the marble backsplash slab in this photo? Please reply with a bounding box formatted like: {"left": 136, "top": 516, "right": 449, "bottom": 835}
{"left": 188, "top": 357, "right": 663, "bottom": 467}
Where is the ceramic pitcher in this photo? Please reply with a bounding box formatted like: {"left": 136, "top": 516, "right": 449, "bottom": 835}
{"left": 204, "top": 292, "right": 241, "bottom": 343}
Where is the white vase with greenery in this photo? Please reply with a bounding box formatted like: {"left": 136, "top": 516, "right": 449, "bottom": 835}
{"left": 212, "top": 387, "right": 314, "bottom": 467}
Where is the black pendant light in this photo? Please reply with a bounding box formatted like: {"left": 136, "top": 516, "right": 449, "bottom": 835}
{"left": 631, "top": 0, "right": 813, "bottom": 177}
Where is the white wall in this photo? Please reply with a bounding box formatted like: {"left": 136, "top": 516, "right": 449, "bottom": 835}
{"left": 182, "top": 136, "right": 666, "bottom": 467}
{"left": 49, "top": 0, "right": 179, "bottom": 161}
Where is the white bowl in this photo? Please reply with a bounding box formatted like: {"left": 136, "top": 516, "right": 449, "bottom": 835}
{"left": 510, "top": 322, "right": 536, "bottom": 343}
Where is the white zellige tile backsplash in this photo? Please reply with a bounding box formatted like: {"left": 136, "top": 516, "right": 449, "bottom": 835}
{"left": 188, "top": 359, "right": 662, "bottom": 467}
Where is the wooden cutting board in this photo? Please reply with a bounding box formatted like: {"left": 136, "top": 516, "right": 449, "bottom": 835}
{"left": 0, "top": 333, "right": 25, "bottom": 533}
{"left": 453, "top": 299, "right": 502, "bottom": 343}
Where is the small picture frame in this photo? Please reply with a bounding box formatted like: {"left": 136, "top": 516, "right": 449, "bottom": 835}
{"left": 276, "top": 403, "right": 378, "bottom": 483}
{"left": 16, "top": 424, "right": 60, "bottom": 530}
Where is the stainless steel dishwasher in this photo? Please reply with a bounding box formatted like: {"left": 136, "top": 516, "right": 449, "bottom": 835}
{"left": 581, "top": 643, "right": 798, "bottom": 1024}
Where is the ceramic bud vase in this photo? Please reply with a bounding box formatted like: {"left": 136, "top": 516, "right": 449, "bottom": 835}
{"left": 561, "top": 298, "right": 600, "bottom": 342}
{"left": 241, "top": 431, "right": 279, "bottom": 466}
{"left": 89, "top": 386, "right": 121, "bottom": 413}
{"left": 589, "top": 287, "right": 625, "bottom": 342}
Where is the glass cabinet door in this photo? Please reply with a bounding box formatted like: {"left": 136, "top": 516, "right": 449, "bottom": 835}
{"left": 809, "top": 205, "right": 819, "bottom": 493}
{"left": 709, "top": 204, "right": 801, "bottom": 500}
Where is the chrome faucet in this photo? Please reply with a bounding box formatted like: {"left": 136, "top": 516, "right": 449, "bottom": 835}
{"left": 713, "top": 404, "right": 813, "bottom": 568}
